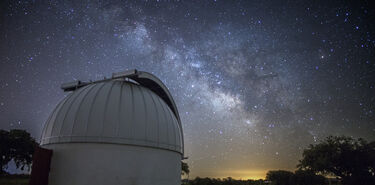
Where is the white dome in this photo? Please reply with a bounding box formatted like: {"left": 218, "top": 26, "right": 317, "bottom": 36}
{"left": 41, "top": 77, "right": 183, "bottom": 154}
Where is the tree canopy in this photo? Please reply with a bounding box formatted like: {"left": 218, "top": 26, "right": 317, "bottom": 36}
{"left": 266, "top": 170, "right": 294, "bottom": 185}
{"left": 293, "top": 170, "right": 326, "bottom": 185}
{"left": 0, "top": 129, "right": 37, "bottom": 174}
{"left": 182, "top": 161, "right": 190, "bottom": 176}
{"left": 266, "top": 170, "right": 325, "bottom": 185}
{"left": 298, "top": 136, "right": 375, "bottom": 185}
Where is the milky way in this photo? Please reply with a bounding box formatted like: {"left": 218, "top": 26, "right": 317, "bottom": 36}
{"left": 0, "top": 0, "right": 374, "bottom": 179}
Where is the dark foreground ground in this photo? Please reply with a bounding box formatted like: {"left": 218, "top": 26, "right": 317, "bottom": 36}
{"left": 0, "top": 176, "right": 341, "bottom": 185}
{"left": 0, "top": 174, "right": 29, "bottom": 185}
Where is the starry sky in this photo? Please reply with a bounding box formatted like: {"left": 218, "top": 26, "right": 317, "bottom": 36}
{"left": 1, "top": 0, "right": 375, "bottom": 180}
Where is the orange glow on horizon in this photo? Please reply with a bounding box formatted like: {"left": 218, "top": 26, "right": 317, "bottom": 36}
{"left": 190, "top": 169, "right": 270, "bottom": 180}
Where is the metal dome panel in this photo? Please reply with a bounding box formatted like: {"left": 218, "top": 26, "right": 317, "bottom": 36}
{"left": 41, "top": 80, "right": 183, "bottom": 154}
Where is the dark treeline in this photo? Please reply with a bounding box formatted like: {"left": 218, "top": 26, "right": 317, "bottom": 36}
{"left": 183, "top": 169, "right": 341, "bottom": 185}
{"left": 265, "top": 170, "right": 327, "bottom": 185}
{"left": 184, "top": 169, "right": 330, "bottom": 185}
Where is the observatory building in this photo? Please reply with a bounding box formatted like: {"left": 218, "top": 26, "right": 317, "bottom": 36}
{"left": 33, "top": 70, "right": 184, "bottom": 185}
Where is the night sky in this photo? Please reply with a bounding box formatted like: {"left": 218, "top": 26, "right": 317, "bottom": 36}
{"left": 1, "top": 0, "right": 375, "bottom": 179}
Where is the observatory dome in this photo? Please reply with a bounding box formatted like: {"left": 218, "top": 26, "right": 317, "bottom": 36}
{"left": 34, "top": 70, "right": 184, "bottom": 185}
{"left": 41, "top": 75, "right": 183, "bottom": 154}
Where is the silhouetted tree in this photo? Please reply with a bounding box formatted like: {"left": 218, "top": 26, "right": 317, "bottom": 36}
{"left": 293, "top": 169, "right": 325, "bottom": 185}
{"left": 182, "top": 161, "right": 190, "bottom": 176}
{"left": 298, "top": 136, "right": 375, "bottom": 185}
{"left": 0, "top": 129, "right": 37, "bottom": 174}
{"left": 0, "top": 130, "right": 11, "bottom": 174}
{"left": 266, "top": 170, "right": 294, "bottom": 185}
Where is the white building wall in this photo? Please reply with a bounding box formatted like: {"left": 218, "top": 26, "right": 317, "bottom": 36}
{"left": 43, "top": 143, "right": 181, "bottom": 185}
